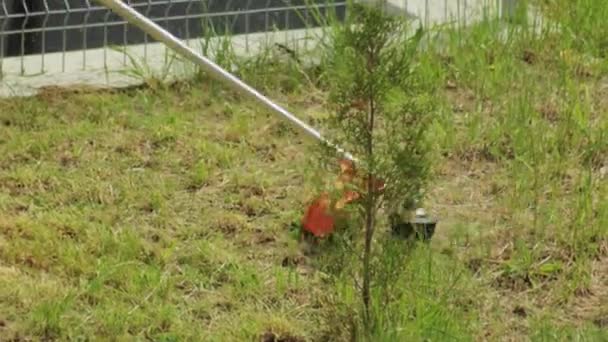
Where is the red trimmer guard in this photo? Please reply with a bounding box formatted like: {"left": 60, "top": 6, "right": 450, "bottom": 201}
{"left": 302, "top": 159, "right": 385, "bottom": 238}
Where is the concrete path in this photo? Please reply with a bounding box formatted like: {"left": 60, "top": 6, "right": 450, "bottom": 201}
{"left": 364, "top": 0, "right": 505, "bottom": 24}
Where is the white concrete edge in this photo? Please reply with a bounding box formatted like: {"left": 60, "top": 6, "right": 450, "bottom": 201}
{"left": 0, "top": 27, "right": 328, "bottom": 97}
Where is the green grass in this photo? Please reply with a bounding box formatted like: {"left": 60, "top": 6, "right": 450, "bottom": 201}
{"left": 0, "top": 84, "right": 329, "bottom": 341}
{"left": 1, "top": 1, "right": 607, "bottom": 340}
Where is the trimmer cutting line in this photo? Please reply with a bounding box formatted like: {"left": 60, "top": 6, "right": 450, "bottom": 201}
{"left": 95, "top": 1, "right": 435, "bottom": 239}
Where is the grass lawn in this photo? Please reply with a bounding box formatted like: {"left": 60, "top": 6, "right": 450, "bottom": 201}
{"left": 1, "top": 1, "right": 608, "bottom": 340}
{"left": 0, "top": 83, "right": 334, "bottom": 340}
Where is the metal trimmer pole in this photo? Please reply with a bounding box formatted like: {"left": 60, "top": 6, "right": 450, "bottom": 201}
{"left": 94, "top": 0, "right": 354, "bottom": 162}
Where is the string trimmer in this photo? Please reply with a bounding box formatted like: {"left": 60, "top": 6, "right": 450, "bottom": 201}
{"left": 95, "top": 1, "right": 433, "bottom": 240}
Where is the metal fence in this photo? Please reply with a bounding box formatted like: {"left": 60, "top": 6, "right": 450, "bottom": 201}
{"left": 0, "top": 0, "right": 347, "bottom": 75}
{"left": 0, "top": 1, "right": 524, "bottom": 96}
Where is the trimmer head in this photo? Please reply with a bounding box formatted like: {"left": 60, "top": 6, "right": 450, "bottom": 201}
{"left": 301, "top": 160, "right": 437, "bottom": 242}
{"left": 301, "top": 159, "right": 385, "bottom": 238}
